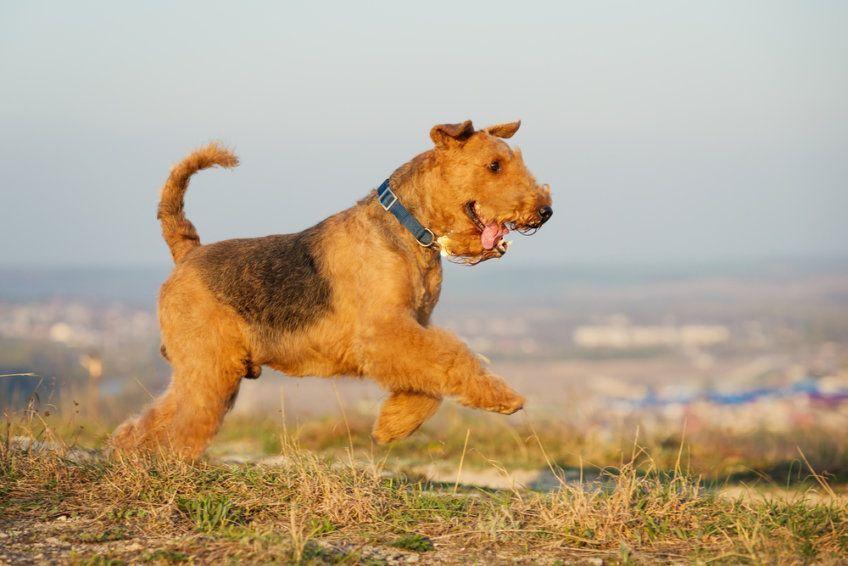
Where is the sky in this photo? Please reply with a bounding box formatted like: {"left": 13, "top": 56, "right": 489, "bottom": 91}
{"left": 1, "top": 1, "right": 846, "bottom": 267}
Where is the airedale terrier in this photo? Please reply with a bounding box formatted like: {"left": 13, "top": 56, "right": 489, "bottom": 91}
{"left": 112, "top": 120, "right": 553, "bottom": 458}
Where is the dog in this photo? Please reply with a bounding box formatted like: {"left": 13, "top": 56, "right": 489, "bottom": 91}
{"left": 112, "top": 119, "right": 553, "bottom": 458}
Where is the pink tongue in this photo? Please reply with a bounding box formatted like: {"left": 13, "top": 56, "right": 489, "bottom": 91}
{"left": 481, "top": 223, "right": 508, "bottom": 250}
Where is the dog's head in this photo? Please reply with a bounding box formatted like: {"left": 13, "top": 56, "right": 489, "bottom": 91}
{"left": 424, "top": 120, "right": 553, "bottom": 263}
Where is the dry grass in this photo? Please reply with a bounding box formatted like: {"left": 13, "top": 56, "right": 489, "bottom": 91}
{"left": 2, "top": 411, "right": 847, "bottom": 564}
{"left": 209, "top": 409, "right": 848, "bottom": 488}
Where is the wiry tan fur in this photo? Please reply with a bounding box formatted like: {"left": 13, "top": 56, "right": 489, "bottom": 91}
{"left": 112, "top": 120, "right": 552, "bottom": 458}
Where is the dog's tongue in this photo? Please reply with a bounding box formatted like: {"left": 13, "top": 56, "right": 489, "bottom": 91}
{"left": 481, "top": 222, "right": 508, "bottom": 250}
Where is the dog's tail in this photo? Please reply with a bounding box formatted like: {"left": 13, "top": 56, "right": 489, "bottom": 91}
{"left": 157, "top": 142, "right": 239, "bottom": 263}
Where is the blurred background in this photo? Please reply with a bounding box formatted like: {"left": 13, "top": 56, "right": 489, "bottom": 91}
{"left": 1, "top": 1, "right": 847, "bottom": 482}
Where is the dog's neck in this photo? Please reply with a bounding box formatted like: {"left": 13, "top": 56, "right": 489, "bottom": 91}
{"left": 353, "top": 151, "right": 442, "bottom": 270}
{"left": 387, "top": 150, "right": 445, "bottom": 233}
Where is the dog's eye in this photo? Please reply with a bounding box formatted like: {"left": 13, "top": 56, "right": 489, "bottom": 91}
{"left": 488, "top": 160, "right": 501, "bottom": 173}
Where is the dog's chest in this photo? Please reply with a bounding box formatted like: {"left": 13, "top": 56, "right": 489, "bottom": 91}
{"left": 413, "top": 259, "right": 442, "bottom": 325}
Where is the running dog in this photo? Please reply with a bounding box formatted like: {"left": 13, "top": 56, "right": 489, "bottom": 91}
{"left": 112, "top": 119, "right": 553, "bottom": 458}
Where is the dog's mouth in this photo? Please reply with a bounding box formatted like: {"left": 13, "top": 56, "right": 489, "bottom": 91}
{"left": 465, "top": 201, "right": 511, "bottom": 254}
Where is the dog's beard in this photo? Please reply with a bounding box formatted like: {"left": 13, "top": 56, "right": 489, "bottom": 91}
{"left": 437, "top": 234, "right": 510, "bottom": 265}
{"left": 442, "top": 202, "right": 542, "bottom": 265}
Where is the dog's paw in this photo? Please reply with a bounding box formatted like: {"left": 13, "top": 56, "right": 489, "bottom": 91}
{"left": 460, "top": 375, "right": 525, "bottom": 414}
{"left": 371, "top": 420, "right": 412, "bottom": 445}
{"left": 492, "top": 392, "right": 525, "bottom": 414}
{"left": 370, "top": 428, "right": 395, "bottom": 445}
{"left": 371, "top": 391, "right": 442, "bottom": 445}
{"left": 477, "top": 392, "right": 525, "bottom": 415}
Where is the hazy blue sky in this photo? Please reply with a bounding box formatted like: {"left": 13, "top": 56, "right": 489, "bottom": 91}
{"left": 1, "top": 1, "right": 846, "bottom": 267}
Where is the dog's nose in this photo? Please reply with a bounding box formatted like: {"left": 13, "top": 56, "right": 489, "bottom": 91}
{"left": 538, "top": 206, "right": 553, "bottom": 225}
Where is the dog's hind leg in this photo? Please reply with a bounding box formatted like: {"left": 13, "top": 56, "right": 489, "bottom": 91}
{"left": 111, "top": 329, "right": 247, "bottom": 459}
{"left": 371, "top": 391, "right": 441, "bottom": 444}
{"left": 111, "top": 360, "right": 243, "bottom": 459}
{"left": 112, "top": 272, "right": 250, "bottom": 459}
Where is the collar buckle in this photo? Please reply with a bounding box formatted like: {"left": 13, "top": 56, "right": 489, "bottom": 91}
{"left": 417, "top": 228, "right": 436, "bottom": 247}
{"left": 378, "top": 187, "right": 398, "bottom": 211}
{"left": 376, "top": 179, "right": 438, "bottom": 250}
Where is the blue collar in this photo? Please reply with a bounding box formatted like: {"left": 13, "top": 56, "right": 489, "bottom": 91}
{"left": 377, "top": 179, "right": 436, "bottom": 247}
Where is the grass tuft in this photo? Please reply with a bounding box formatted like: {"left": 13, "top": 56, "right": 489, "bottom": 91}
{"left": 390, "top": 533, "right": 435, "bottom": 552}
{"left": 176, "top": 493, "right": 247, "bottom": 532}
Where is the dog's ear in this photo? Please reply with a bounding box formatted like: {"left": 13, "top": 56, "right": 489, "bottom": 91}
{"left": 484, "top": 121, "right": 521, "bottom": 139}
{"left": 430, "top": 120, "right": 475, "bottom": 148}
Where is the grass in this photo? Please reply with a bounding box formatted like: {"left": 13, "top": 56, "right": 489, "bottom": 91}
{"left": 390, "top": 533, "right": 434, "bottom": 552}
{"left": 210, "top": 409, "right": 848, "bottom": 486}
{"left": 14, "top": 396, "right": 848, "bottom": 484}
{"left": 2, "top": 412, "right": 847, "bottom": 564}
{"left": 176, "top": 493, "right": 248, "bottom": 532}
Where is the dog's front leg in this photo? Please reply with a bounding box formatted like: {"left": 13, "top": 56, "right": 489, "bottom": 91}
{"left": 360, "top": 318, "right": 525, "bottom": 415}
{"left": 372, "top": 391, "right": 441, "bottom": 444}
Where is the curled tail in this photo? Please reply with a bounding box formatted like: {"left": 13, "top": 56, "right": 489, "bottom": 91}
{"left": 158, "top": 142, "right": 239, "bottom": 263}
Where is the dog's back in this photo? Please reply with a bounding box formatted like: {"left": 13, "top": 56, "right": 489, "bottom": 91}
{"left": 187, "top": 229, "right": 332, "bottom": 336}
